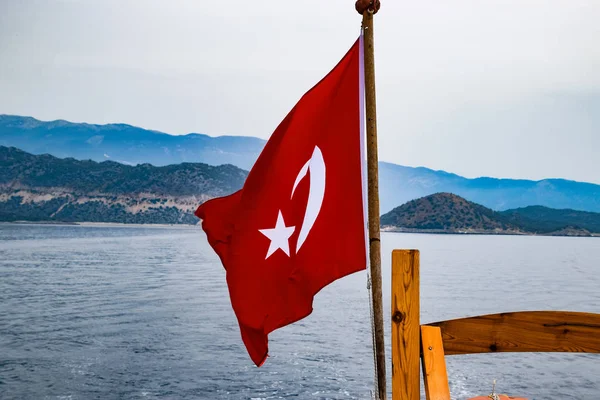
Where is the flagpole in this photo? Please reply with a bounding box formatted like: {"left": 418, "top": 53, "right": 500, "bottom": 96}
{"left": 358, "top": 1, "right": 386, "bottom": 399}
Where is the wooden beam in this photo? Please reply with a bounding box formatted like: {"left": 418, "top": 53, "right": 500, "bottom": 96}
{"left": 391, "top": 249, "right": 420, "bottom": 400}
{"left": 421, "top": 326, "right": 451, "bottom": 400}
{"left": 427, "top": 311, "right": 600, "bottom": 355}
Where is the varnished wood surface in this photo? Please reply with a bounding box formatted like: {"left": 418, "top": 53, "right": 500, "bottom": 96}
{"left": 427, "top": 311, "right": 600, "bottom": 355}
{"left": 420, "top": 326, "right": 451, "bottom": 400}
{"left": 391, "top": 250, "right": 420, "bottom": 400}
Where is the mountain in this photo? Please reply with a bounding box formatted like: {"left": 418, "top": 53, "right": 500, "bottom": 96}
{"left": 3, "top": 146, "right": 600, "bottom": 233}
{"left": 0, "top": 146, "right": 247, "bottom": 224}
{"left": 380, "top": 193, "right": 518, "bottom": 233}
{"left": 0, "top": 114, "right": 265, "bottom": 170}
{"left": 2, "top": 114, "right": 600, "bottom": 213}
{"left": 500, "top": 206, "right": 600, "bottom": 234}
{"left": 378, "top": 162, "right": 600, "bottom": 214}
{"left": 381, "top": 193, "right": 600, "bottom": 236}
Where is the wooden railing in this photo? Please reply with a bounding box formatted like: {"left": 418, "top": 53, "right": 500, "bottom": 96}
{"left": 391, "top": 249, "right": 600, "bottom": 400}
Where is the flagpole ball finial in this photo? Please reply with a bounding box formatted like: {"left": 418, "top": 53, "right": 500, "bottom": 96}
{"left": 355, "top": 0, "right": 380, "bottom": 15}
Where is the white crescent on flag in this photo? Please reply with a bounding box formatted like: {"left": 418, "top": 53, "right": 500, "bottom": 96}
{"left": 291, "top": 146, "right": 326, "bottom": 252}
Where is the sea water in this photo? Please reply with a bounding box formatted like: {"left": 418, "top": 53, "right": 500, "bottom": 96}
{"left": 1, "top": 223, "right": 599, "bottom": 399}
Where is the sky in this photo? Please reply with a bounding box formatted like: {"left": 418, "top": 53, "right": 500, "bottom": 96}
{"left": 1, "top": 0, "right": 599, "bottom": 183}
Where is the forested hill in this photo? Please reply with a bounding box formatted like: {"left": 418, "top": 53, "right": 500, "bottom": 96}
{"left": 2, "top": 146, "right": 600, "bottom": 234}
{"left": 381, "top": 193, "right": 600, "bottom": 236}
{"left": 0, "top": 146, "right": 246, "bottom": 224}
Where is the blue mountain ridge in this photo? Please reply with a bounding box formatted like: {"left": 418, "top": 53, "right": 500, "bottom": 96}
{"left": 2, "top": 114, "right": 599, "bottom": 213}
{"left": 0, "top": 114, "right": 264, "bottom": 170}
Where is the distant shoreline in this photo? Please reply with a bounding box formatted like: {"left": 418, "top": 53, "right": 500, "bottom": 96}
{"left": 3, "top": 220, "right": 598, "bottom": 237}
{"left": 3, "top": 221, "right": 200, "bottom": 229}
{"left": 382, "top": 226, "right": 600, "bottom": 238}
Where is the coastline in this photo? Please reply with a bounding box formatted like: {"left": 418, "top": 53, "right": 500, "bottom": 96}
{"left": 3, "top": 221, "right": 200, "bottom": 229}
{"left": 3, "top": 220, "right": 597, "bottom": 237}
{"left": 382, "top": 226, "right": 599, "bottom": 238}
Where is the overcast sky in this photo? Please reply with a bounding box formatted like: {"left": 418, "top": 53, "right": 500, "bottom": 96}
{"left": 1, "top": 0, "right": 599, "bottom": 183}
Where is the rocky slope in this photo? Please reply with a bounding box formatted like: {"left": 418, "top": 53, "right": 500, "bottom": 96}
{"left": 0, "top": 146, "right": 247, "bottom": 224}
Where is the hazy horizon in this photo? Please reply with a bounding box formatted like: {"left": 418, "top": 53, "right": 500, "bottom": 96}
{"left": 1, "top": 1, "right": 598, "bottom": 184}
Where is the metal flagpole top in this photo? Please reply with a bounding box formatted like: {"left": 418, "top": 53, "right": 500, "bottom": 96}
{"left": 355, "top": 0, "right": 381, "bottom": 15}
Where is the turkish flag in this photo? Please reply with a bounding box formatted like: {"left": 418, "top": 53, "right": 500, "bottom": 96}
{"left": 196, "top": 36, "right": 367, "bottom": 366}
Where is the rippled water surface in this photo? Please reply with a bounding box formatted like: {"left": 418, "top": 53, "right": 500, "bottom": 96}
{"left": 1, "top": 223, "right": 599, "bottom": 399}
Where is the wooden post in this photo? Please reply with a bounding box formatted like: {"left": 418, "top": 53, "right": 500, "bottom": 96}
{"left": 362, "top": 9, "right": 387, "bottom": 400}
{"left": 392, "top": 250, "right": 420, "bottom": 400}
{"left": 421, "top": 326, "right": 451, "bottom": 400}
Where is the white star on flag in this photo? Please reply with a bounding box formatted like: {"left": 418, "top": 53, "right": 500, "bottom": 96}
{"left": 259, "top": 211, "right": 296, "bottom": 259}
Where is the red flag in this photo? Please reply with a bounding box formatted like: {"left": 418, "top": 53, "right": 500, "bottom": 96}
{"left": 196, "top": 36, "right": 367, "bottom": 366}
